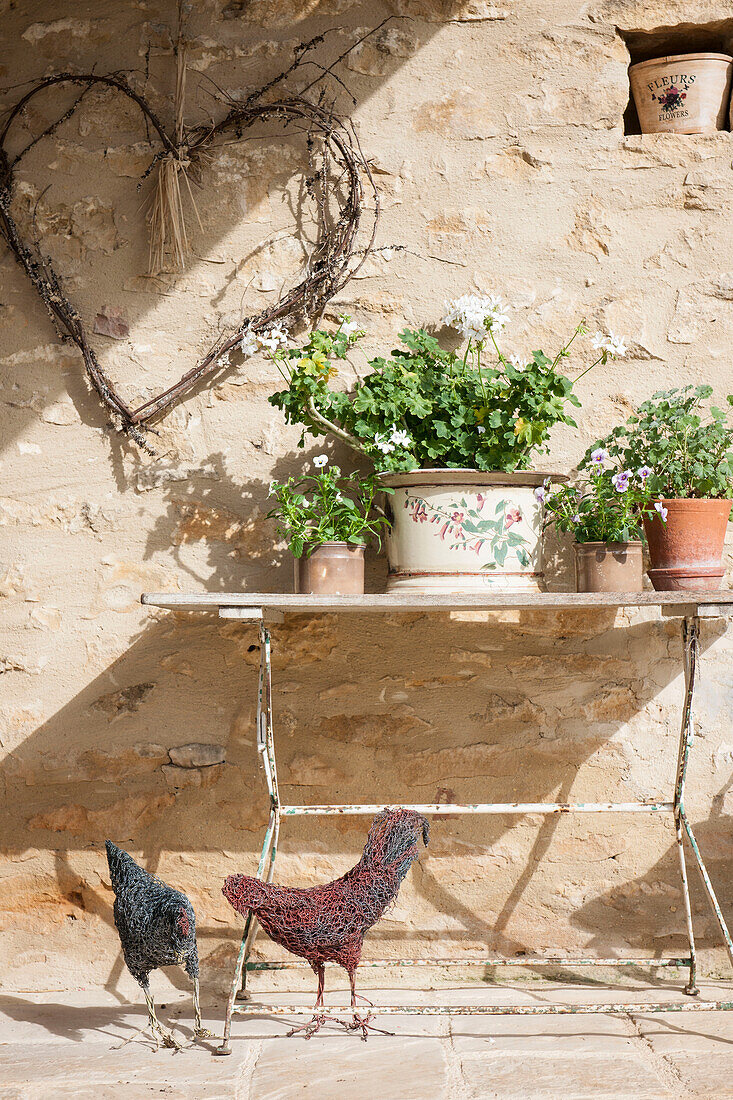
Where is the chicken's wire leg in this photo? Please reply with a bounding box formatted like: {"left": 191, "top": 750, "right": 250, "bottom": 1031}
{"left": 192, "top": 976, "right": 214, "bottom": 1040}
{"left": 217, "top": 621, "right": 280, "bottom": 1056}
{"left": 675, "top": 616, "right": 699, "bottom": 995}
{"left": 144, "top": 989, "right": 183, "bottom": 1051}
{"left": 286, "top": 964, "right": 329, "bottom": 1039}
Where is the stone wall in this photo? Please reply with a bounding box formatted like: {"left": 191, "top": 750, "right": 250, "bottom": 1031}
{"left": 3, "top": 0, "right": 733, "bottom": 998}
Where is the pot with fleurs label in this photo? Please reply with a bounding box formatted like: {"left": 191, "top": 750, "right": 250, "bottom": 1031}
{"left": 629, "top": 53, "right": 732, "bottom": 134}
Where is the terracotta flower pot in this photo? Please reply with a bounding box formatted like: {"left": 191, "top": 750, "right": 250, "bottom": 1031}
{"left": 629, "top": 53, "right": 733, "bottom": 135}
{"left": 642, "top": 499, "right": 732, "bottom": 591}
{"left": 574, "top": 542, "right": 643, "bottom": 593}
{"left": 379, "top": 470, "right": 559, "bottom": 594}
{"left": 294, "top": 541, "right": 365, "bottom": 595}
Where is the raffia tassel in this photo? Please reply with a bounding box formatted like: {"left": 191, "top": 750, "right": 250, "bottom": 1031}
{"left": 146, "top": 153, "right": 190, "bottom": 275}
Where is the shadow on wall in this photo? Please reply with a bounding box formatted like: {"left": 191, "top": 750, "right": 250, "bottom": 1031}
{"left": 572, "top": 782, "right": 733, "bottom": 964}
{"left": 4, "top": 601, "right": 733, "bottom": 992}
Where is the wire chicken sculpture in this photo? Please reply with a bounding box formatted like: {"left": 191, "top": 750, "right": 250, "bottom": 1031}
{"left": 223, "top": 808, "right": 430, "bottom": 1039}
{"left": 106, "top": 841, "right": 212, "bottom": 1050}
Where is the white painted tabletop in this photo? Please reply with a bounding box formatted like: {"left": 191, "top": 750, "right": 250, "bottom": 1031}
{"left": 141, "top": 591, "right": 733, "bottom": 615}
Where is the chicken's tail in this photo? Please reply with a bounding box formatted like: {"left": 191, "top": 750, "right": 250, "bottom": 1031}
{"left": 222, "top": 874, "right": 269, "bottom": 916}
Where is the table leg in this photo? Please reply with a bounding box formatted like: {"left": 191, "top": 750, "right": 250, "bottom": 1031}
{"left": 216, "top": 622, "right": 281, "bottom": 1056}
{"left": 674, "top": 616, "right": 699, "bottom": 995}
{"left": 676, "top": 615, "right": 733, "bottom": 984}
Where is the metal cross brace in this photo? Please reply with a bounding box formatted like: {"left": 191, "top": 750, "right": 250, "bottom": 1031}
{"left": 215, "top": 613, "right": 733, "bottom": 1055}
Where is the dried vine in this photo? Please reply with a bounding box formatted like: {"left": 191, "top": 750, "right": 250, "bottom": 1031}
{"left": 0, "top": 32, "right": 382, "bottom": 448}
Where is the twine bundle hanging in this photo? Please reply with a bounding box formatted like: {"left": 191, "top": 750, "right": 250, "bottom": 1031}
{"left": 146, "top": 37, "right": 203, "bottom": 275}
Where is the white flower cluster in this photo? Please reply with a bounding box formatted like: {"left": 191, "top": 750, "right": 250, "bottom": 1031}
{"left": 256, "top": 322, "right": 289, "bottom": 352}
{"left": 592, "top": 331, "right": 627, "bottom": 359}
{"left": 442, "top": 294, "right": 509, "bottom": 342}
{"left": 374, "top": 425, "right": 412, "bottom": 455}
{"left": 223, "top": 323, "right": 289, "bottom": 364}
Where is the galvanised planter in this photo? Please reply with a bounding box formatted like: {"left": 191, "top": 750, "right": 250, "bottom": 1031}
{"left": 574, "top": 541, "right": 643, "bottom": 593}
{"left": 294, "top": 542, "right": 365, "bottom": 595}
{"left": 379, "top": 469, "right": 556, "bottom": 594}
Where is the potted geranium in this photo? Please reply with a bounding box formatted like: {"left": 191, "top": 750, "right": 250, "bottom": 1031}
{"left": 268, "top": 303, "right": 626, "bottom": 593}
{"left": 267, "top": 459, "right": 390, "bottom": 595}
{"left": 542, "top": 451, "right": 661, "bottom": 593}
{"left": 586, "top": 386, "right": 733, "bottom": 591}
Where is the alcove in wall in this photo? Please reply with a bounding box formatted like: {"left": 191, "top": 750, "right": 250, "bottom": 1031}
{"left": 619, "top": 19, "right": 733, "bottom": 134}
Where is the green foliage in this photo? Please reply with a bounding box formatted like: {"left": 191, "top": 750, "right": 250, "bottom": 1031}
{"left": 268, "top": 318, "right": 599, "bottom": 473}
{"left": 266, "top": 462, "right": 391, "bottom": 558}
{"left": 583, "top": 386, "right": 733, "bottom": 500}
{"left": 543, "top": 461, "right": 659, "bottom": 544}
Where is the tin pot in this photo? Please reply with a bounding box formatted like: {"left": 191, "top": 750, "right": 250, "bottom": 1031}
{"left": 378, "top": 469, "right": 558, "bottom": 594}
{"left": 629, "top": 53, "right": 733, "bottom": 135}
{"left": 574, "top": 541, "right": 643, "bottom": 593}
{"left": 643, "top": 498, "right": 732, "bottom": 591}
{"left": 294, "top": 542, "right": 365, "bottom": 595}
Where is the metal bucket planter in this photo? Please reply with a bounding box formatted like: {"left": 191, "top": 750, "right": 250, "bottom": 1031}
{"left": 629, "top": 53, "right": 733, "bottom": 135}
{"left": 379, "top": 470, "right": 554, "bottom": 594}
{"left": 574, "top": 541, "right": 643, "bottom": 593}
{"left": 294, "top": 542, "right": 365, "bottom": 595}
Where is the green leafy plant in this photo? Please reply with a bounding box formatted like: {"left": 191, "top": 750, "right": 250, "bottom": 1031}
{"left": 267, "top": 459, "right": 392, "bottom": 558}
{"left": 543, "top": 453, "right": 662, "bottom": 543}
{"left": 268, "top": 302, "right": 626, "bottom": 473}
{"left": 583, "top": 386, "right": 733, "bottom": 500}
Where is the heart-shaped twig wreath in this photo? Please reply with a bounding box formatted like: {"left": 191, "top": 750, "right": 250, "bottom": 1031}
{"left": 0, "top": 31, "right": 380, "bottom": 450}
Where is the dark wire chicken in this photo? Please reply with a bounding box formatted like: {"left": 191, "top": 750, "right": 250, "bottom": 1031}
{"left": 223, "top": 808, "right": 430, "bottom": 1039}
{"left": 105, "top": 840, "right": 212, "bottom": 1049}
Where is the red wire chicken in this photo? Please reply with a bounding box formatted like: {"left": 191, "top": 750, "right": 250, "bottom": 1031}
{"left": 223, "top": 808, "right": 429, "bottom": 1039}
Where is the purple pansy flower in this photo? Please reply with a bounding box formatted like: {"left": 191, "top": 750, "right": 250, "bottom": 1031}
{"left": 534, "top": 486, "right": 547, "bottom": 503}
{"left": 654, "top": 501, "right": 668, "bottom": 521}
{"left": 637, "top": 465, "right": 653, "bottom": 482}
{"left": 611, "top": 470, "right": 630, "bottom": 492}
{"left": 590, "top": 448, "right": 609, "bottom": 465}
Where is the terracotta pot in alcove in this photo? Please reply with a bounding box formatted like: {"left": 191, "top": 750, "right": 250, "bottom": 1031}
{"left": 629, "top": 53, "right": 733, "bottom": 134}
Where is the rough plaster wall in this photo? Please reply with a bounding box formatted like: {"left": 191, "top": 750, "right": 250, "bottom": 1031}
{"left": 2, "top": 0, "right": 733, "bottom": 999}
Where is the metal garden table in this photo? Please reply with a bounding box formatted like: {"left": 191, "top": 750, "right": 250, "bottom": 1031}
{"left": 141, "top": 591, "right": 733, "bottom": 1055}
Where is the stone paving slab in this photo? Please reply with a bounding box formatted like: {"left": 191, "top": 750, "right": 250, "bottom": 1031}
{"left": 249, "top": 1035, "right": 449, "bottom": 1100}
{"left": 2, "top": 984, "right": 733, "bottom": 1098}
{"left": 460, "top": 1052, "right": 675, "bottom": 1099}
{"left": 663, "top": 1052, "right": 733, "bottom": 1097}
{"left": 0, "top": 1043, "right": 251, "bottom": 1100}
{"left": 636, "top": 1007, "right": 733, "bottom": 1052}
{"left": 450, "top": 1011, "right": 638, "bottom": 1054}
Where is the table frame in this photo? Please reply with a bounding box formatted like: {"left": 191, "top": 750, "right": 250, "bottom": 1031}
{"left": 140, "top": 593, "right": 733, "bottom": 1054}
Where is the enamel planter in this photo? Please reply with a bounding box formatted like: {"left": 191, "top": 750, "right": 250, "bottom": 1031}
{"left": 379, "top": 470, "right": 552, "bottom": 594}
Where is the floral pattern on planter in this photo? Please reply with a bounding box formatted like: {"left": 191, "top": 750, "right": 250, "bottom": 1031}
{"left": 403, "top": 493, "right": 531, "bottom": 568}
